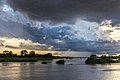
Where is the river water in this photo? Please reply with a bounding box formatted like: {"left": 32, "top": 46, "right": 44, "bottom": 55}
{"left": 0, "top": 58, "right": 120, "bottom": 80}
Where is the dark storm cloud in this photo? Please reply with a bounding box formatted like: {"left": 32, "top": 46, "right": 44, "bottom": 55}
{"left": 7, "top": 0, "right": 120, "bottom": 24}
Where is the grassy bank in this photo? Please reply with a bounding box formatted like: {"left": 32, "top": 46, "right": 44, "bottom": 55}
{"left": 0, "top": 58, "right": 38, "bottom": 62}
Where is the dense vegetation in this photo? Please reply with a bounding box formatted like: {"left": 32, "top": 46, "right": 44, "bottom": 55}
{"left": 85, "top": 54, "right": 120, "bottom": 64}
{"left": 0, "top": 50, "right": 54, "bottom": 62}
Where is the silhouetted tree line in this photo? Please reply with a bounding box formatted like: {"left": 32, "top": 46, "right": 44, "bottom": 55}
{"left": 0, "top": 50, "right": 53, "bottom": 59}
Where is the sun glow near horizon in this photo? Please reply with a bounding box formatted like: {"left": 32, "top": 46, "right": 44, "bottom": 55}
{"left": 0, "top": 46, "right": 92, "bottom": 57}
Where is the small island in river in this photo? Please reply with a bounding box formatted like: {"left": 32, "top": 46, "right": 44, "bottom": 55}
{"left": 85, "top": 54, "right": 120, "bottom": 64}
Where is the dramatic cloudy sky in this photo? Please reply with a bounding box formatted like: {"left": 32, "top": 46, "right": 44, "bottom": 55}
{"left": 7, "top": 0, "right": 120, "bottom": 24}
{"left": 0, "top": 0, "right": 120, "bottom": 55}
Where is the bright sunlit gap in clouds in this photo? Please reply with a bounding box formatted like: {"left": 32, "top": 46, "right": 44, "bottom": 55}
{"left": 99, "top": 20, "right": 120, "bottom": 42}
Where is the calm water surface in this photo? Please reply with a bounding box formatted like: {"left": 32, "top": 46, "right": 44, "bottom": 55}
{"left": 0, "top": 58, "right": 120, "bottom": 80}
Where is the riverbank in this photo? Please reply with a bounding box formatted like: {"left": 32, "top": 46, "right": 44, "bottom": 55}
{"left": 0, "top": 58, "right": 38, "bottom": 62}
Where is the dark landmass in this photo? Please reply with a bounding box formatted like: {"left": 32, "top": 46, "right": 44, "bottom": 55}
{"left": 85, "top": 54, "right": 120, "bottom": 64}
{"left": 0, "top": 50, "right": 59, "bottom": 62}
{"left": 56, "top": 60, "right": 65, "bottom": 64}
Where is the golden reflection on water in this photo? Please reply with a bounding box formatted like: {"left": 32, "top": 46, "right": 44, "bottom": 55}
{"left": 88, "top": 64, "right": 120, "bottom": 80}
{"left": 0, "top": 63, "right": 21, "bottom": 80}
{"left": 102, "top": 64, "right": 120, "bottom": 80}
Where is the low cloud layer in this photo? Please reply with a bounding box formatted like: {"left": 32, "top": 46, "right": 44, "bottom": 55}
{"left": 0, "top": 37, "right": 52, "bottom": 50}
